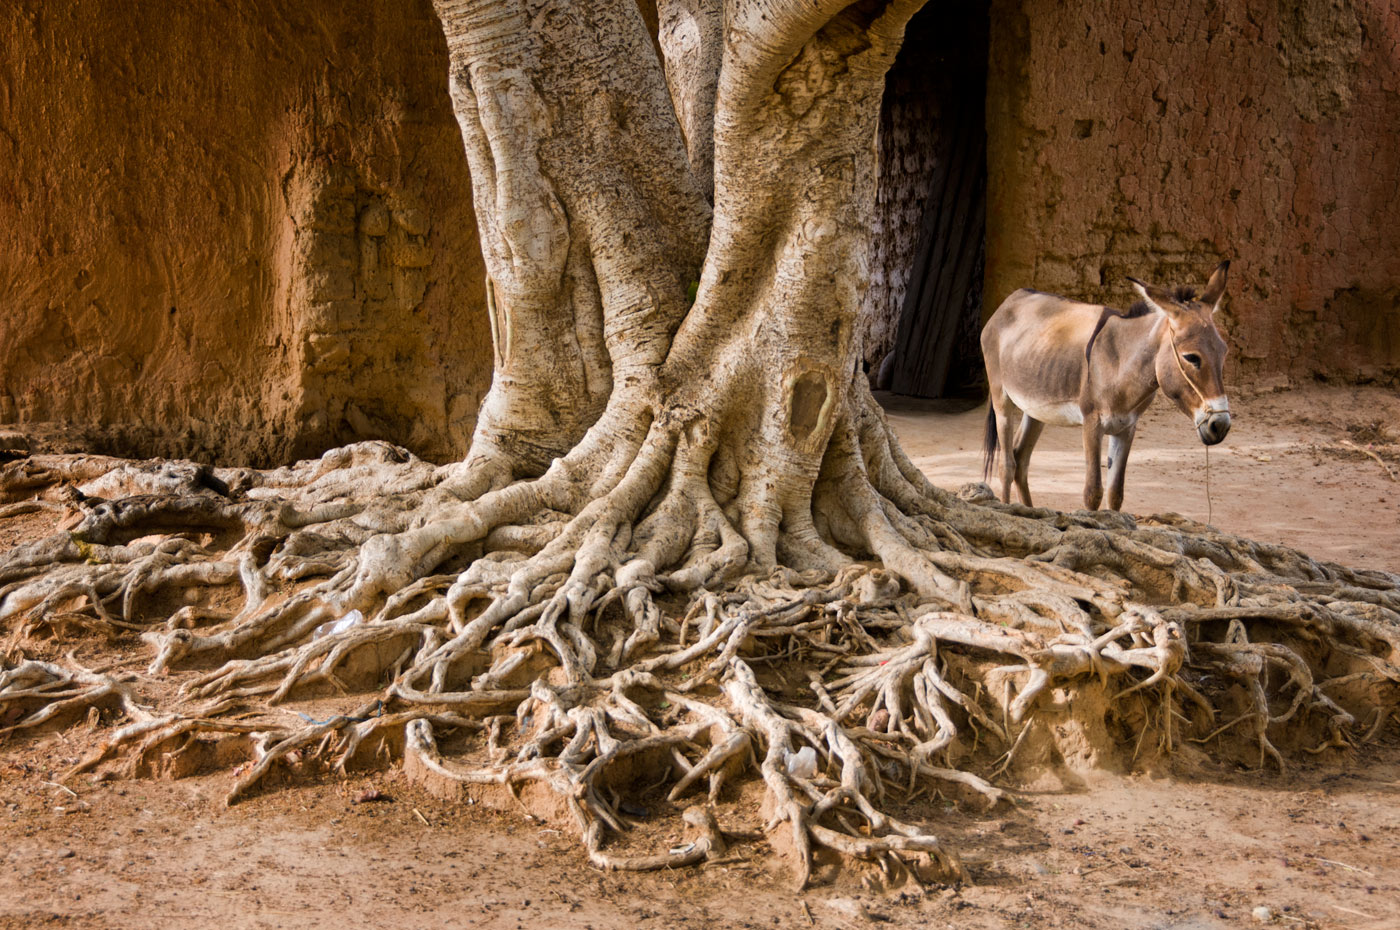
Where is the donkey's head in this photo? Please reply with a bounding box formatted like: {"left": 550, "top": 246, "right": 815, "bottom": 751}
{"left": 1128, "top": 261, "right": 1232, "bottom": 446}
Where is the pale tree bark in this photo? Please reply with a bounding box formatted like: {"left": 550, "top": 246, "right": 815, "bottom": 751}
{"left": 433, "top": 0, "right": 710, "bottom": 497}
{"left": 657, "top": 0, "right": 722, "bottom": 198}
{"left": 1, "top": 0, "right": 1398, "bottom": 888}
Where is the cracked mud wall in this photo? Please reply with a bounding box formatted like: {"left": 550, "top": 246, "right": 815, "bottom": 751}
{"left": 985, "top": 0, "right": 1400, "bottom": 383}
{"left": 0, "top": 0, "right": 492, "bottom": 465}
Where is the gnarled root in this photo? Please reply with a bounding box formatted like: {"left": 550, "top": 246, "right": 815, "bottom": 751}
{"left": 2, "top": 396, "right": 1398, "bottom": 887}
{"left": 0, "top": 659, "right": 152, "bottom": 738}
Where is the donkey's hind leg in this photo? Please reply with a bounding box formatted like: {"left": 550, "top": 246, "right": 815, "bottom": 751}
{"left": 991, "top": 391, "right": 1019, "bottom": 504}
{"left": 1011, "top": 414, "right": 1045, "bottom": 507}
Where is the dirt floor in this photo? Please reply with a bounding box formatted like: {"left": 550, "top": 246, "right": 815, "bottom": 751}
{"left": 2, "top": 383, "right": 1398, "bottom": 930}
{"left": 884, "top": 382, "right": 1400, "bottom": 573}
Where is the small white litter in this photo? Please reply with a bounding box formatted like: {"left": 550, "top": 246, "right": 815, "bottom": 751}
{"left": 312, "top": 609, "right": 363, "bottom": 640}
{"left": 786, "top": 746, "right": 818, "bottom": 779}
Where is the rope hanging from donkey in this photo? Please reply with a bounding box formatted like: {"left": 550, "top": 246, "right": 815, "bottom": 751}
{"left": 1205, "top": 443, "right": 1213, "bottom": 526}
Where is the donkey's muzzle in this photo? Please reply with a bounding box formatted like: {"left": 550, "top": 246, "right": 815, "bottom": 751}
{"left": 1198, "top": 412, "right": 1231, "bottom": 445}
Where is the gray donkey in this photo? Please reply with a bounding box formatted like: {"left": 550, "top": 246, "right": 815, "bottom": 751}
{"left": 980, "top": 262, "right": 1232, "bottom": 511}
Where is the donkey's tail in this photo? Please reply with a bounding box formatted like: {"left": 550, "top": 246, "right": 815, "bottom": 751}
{"left": 982, "top": 404, "right": 998, "bottom": 481}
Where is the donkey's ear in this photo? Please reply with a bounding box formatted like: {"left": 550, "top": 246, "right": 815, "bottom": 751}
{"left": 1200, "top": 260, "right": 1230, "bottom": 311}
{"left": 1127, "top": 276, "right": 1179, "bottom": 318}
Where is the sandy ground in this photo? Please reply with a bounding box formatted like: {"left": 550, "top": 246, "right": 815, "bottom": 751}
{"left": 1, "top": 384, "right": 1398, "bottom": 930}
{"left": 884, "top": 383, "right": 1400, "bottom": 572}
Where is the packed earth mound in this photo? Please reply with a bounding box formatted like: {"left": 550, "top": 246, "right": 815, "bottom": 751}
{"left": 2, "top": 410, "right": 1397, "bottom": 888}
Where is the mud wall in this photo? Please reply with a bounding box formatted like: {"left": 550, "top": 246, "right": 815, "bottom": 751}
{"left": 986, "top": 0, "right": 1400, "bottom": 384}
{"left": 0, "top": 0, "right": 492, "bottom": 466}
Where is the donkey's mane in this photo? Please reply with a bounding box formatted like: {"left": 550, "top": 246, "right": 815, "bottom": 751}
{"left": 1084, "top": 284, "right": 1200, "bottom": 362}
{"left": 1085, "top": 300, "right": 1152, "bottom": 362}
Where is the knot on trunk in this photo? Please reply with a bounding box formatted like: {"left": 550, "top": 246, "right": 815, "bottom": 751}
{"left": 787, "top": 367, "right": 833, "bottom": 444}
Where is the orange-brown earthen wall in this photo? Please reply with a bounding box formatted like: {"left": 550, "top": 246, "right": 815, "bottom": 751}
{"left": 3, "top": 1, "right": 1397, "bottom": 467}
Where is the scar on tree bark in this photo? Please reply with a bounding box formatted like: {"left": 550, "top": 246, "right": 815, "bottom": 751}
{"left": 2, "top": 0, "right": 1398, "bottom": 889}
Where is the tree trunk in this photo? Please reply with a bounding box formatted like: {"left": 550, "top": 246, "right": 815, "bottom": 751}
{"left": 384, "top": 0, "right": 968, "bottom": 614}
{"left": 432, "top": 0, "right": 710, "bottom": 496}
{"left": 1, "top": 0, "right": 1397, "bottom": 889}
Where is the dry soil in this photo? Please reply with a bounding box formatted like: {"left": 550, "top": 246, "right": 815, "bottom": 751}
{"left": 1, "top": 384, "right": 1397, "bottom": 930}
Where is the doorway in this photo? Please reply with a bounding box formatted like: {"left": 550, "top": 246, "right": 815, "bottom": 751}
{"left": 874, "top": 0, "right": 989, "bottom": 400}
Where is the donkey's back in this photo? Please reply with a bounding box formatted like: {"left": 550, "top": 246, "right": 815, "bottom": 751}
{"left": 980, "top": 289, "right": 1102, "bottom": 428}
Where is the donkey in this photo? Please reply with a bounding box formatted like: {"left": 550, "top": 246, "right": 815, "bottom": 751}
{"left": 979, "top": 261, "right": 1232, "bottom": 511}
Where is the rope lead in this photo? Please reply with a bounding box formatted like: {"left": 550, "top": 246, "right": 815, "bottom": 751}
{"left": 1205, "top": 443, "right": 1213, "bottom": 527}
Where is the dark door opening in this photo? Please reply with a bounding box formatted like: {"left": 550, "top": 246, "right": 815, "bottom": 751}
{"left": 876, "top": 0, "right": 989, "bottom": 400}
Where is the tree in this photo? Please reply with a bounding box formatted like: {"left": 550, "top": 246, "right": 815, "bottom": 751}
{"left": 2, "top": 0, "right": 1397, "bottom": 887}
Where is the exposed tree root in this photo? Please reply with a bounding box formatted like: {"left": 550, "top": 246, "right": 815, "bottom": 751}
{"left": 0, "top": 658, "right": 152, "bottom": 739}
{"left": 2, "top": 399, "right": 1399, "bottom": 889}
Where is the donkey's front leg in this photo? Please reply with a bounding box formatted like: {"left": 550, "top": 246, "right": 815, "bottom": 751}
{"left": 1081, "top": 418, "right": 1105, "bottom": 510}
{"left": 1105, "top": 422, "right": 1138, "bottom": 511}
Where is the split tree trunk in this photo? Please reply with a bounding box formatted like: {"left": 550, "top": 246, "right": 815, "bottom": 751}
{"left": 418, "top": 0, "right": 950, "bottom": 594}
{"left": 433, "top": 0, "right": 710, "bottom": 495}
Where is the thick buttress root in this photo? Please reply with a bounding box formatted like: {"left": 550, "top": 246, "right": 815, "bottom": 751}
{"left": 2, "top": 398, "right": 1399, "bottom": 888}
